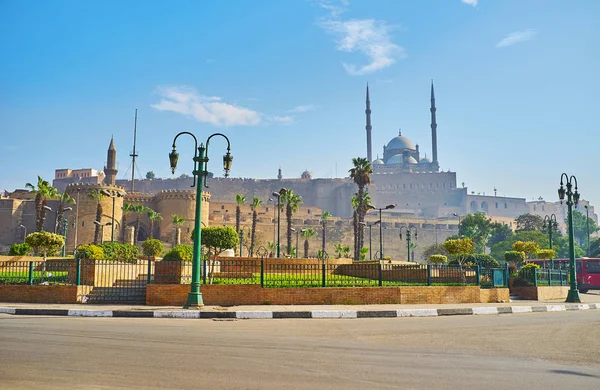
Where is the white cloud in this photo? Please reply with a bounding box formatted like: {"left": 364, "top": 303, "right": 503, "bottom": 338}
{"left": 270, "top": 116, "right": 294, "bottom": 125}
{"left": 461, "top": 0, "right": 478, "bottom": 7}
{"left": 314, "top": 0, "right": 349, "bottom": 17}
{"left": 320, "top": 18, "right": 404, "bottom": 76}
{"left": 151, "top": 86, "right": 261, "bottom": 127}
{"left": 496, "top": 29, "right": 537, "bottom": 48}
{"left": 287, "top": 104, "right": 316, "bottom": 113}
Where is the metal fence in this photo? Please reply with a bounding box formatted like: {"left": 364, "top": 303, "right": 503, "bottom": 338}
{"left": 517, "top": 267, "right": 569, "bottom": 287}
{"left": 0, "top": 260, "right": 75, "bottom": 285}
{"left": 0, "top": 259, "right": 512, "bottom": 289}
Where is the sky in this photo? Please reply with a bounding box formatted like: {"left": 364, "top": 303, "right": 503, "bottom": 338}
{"left": 1, "top": 0, "right": 599, "bottom": 208}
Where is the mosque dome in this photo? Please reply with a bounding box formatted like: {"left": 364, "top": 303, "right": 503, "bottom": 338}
{"left": 386, "top": 130, "right": 416, "bottom": 151}
{"left": 372, "top": 157, "right": 384, "bottom": 166}
{"left": 419, "top": 157, "right": 432, "bottom": 164}
{"left": 301, "top": 170, "right": 312, "bottom": 179}
{"left": 386, "top": 154, "right": 404, "bottom": 165}
{"left": 407, "top": 156, "right": 418, "bottom": 164}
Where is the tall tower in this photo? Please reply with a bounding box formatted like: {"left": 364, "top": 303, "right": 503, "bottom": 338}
{"left": 430, "top": 81, "right": 439, "bottom": 170}
{"left": 365, "top": 83, "right": 373, "bottom": 162}
{"left": 104, "top": 137, "right": 118, "bottom": 186}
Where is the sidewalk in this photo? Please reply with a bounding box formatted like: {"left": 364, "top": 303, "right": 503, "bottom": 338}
{"left": 2, "top": 292, "right": 599, "bottom": 319}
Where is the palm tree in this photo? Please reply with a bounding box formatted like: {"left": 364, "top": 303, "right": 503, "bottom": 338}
{"left": 121, "top": 202, "right": 135, "bottom": 242}
{"left": 89, "top": 189, "right": 105, "bottom": 244}
{"left": 147, "top": 209, "right": 163, "bottom": 239}
{"left": 25, "top": 176, "right": 59, "bottom": 232}
{"left": 301, "top": 228, "right": 316, "bottom": 258}
{"left": 131, "top": 203, "right": 148, "bottom": 243}
{"left": 279, "top": 189, "right": 303, "bottom": 256}
{"left": 351, "top": 191, "right": 372, "bottom": 260}
{"left": 321, "top": 211, "right": 331, "bottom": 254}
{"left": 56, "top": 192, "right": 76, "bottom": 233}
{"left": 334, "top": 243, "right": 344, "bottom": 259}
{"left": 349, "top": 157, "right": 373, "bottom": 260}
{"left": 172, "top": 214, "right": 185, "bottom": 245}
{"left": 235, "top": 194, "right": 246, "bottom": 234}
{"left": 267, "top": 241, "right": 276, "bottom": 258}
{"left": 342, "top": 245, "right": 351, "bottom": 258}
{"left": 250, "top": 196, "right": 262, "bottom": 257}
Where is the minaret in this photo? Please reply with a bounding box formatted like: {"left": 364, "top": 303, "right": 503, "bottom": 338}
{"left": 430, "top": 80, "right": 439, "bottom": 170}
{"left": 277, "top": 167, "right": 282, "bottom": 180}
{"left": 365, "top": 83, "right": 373, "bottom": 162}
{"left": 104, "top": 136, "right": 118, "bottom": 185}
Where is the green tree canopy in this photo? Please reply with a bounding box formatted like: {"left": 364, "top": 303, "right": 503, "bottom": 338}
{"left": 146, "top": 171, "right": 156, "bottom": 179}
{"left": 515, "top": 213, "right": 545, "bottom": 232}
{"left": 421, "top": 244, "right": 449, "bottom": 262}
{"left": 25, "top": 231, "right": 64, "bottom": 260}
{"left": 489, "top": 231, "right": 548, "bottom": 263}
{"left": 487, "top": 222, "right": 513, "bottom": 248}
{"left": 513, "top": 241, "right": 540, "bottom": 259}
{"left": 570, "top": 209, "right": 600, "bottom": 249}
{"left": 504, "top": 251, "right": 526, "bottom": 265}
{"left": 201, "top": 226, "right": 239, "bottom": 258}
{"left": 458, "top": 212, "right": 491, "bottom": 253}
{"left": 443, "top": 238, "right": 474, "bottom": 266}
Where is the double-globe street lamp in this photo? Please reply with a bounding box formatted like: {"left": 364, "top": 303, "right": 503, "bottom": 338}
{"left": 101, "top": 189, "right": 126, "bottom": 242}
{"left": 558, "top": 173, "right": 581, "bottom": 303}
{"left": 399, "top": 226, "right": 418, "bottom": 262}
{"left": 543, "top": 214, "right": 558, "bottom": 269}
{"left": 367, "top": 204, "right": 395, "bottom": 260}
{"left": 360, "top": 221, "right": 380, "bottom": 261}
{"left": 271, "top": 189, "right": 287, "bottom": 258}
{"left": 291, "top": 228, "right": 307, "bottom": 259}
{"left": 169, "top": 131, "right": 233, "bottom": 308}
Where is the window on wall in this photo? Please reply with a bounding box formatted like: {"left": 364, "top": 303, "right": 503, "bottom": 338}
{"left": 307, "top": 209, "right": 311, "bottom": 214}
{"left": 495, "top": 202, "right": 499, "bottom": 209}
{"left": 265, "top": 207, "right": 269, "bottom": 212}
{"left": 504, "top": 203, "right": 508, "bottom": 209}
{"left": 82, "top": 221, "right": 84, "bottom": 227}
{"left": 221, "top": 205, "right": 224, "bottom": 210}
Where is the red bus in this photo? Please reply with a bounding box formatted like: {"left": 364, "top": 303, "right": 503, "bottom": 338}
{"left": 529, "top": 258, "right": 600, "bottom": 293}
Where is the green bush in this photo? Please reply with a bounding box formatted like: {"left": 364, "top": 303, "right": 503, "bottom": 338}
{"left": 75, "top": 244, "right": 105, "bottom": 260}
{"left": 517, "top": 262, "right": 541, "bottom": 280}
{"left": 97, "top": 242, "right": 139, "bottom": 263}
{"left": 163, "top": 244, "right": 193, "bottom": 262}
{"left": 504, "top": 250, "right": 526, "bottom": 265}
{"left": 9, "top": 243, "right": 31, "bottom": 256}
{"left": 142, "top": 239, "right": 164, "bottom": 257}
{"left": 466, "top": 254, "right": 500, "bottom": 268}
{"left": 429, "top": 254, "right": 448, "bottom": 264}
{"left": 24, "top": 231, "right": 64, "bottom": 258}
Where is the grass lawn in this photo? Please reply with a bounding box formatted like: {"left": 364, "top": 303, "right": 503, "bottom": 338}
{"left": 0, "top": 271, "right": 71, "bottom": 285}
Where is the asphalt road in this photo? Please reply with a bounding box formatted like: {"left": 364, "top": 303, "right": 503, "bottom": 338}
{"left": 1, "top": 311, "right": 599, "bottom": 389}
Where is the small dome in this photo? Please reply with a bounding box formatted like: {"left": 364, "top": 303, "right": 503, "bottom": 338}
{"left": 372, "top": 158, "right": 384, "bottom": 165}
{"left": 407, "top": 156, "right": 418, "bottom": 164}
{"left": 301, "top": 170, "right": 312, "bottom": 179}
{"left": 419, "top": 157, "right": 432, "bottom": 164}
{"left": 386, "top": 154, "right": 404, "bottom": 165}
{"left": 386, "top": 131, "right": 416, "bottom": 151}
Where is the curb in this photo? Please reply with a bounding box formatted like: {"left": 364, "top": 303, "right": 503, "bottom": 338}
{"left": 0, "top": 304, "right": 598, "bottom": 320}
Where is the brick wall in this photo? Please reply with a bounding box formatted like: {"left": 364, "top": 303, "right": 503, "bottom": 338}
{"left": 511, "top": 286, "right": 569, "bottom": 300}
{"left": 0, "top": 285, "right": 90, "bottom": 303}
{"left": 479, "top": 288, "right": 509, "bottom": 303}
{"left": 146, "top": 284, "right": 503, "bottom": 306}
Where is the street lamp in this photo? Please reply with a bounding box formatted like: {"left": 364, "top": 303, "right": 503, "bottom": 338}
{"left": 101, "top": 189, "right": 126, "bottom": 242}
{"left": 42, "top": 205, "right": 55, "bottom": 233}
{"left": 368, "top": 204, "right": 395, "bottom": 260}
{"left": 453, "top": 213, "right": 462, "bottom": 235}
{"left": 169, "top": 131, "right": 232, "bottom": 308}
{"left": 60, "top": 209, "right": 73, "bottom": 256}
{"left": 271, "top": 189, "right": 287, "bottom": 258}
{"left": 269, "top": 197, "right": 276, "bottom": 246}
{"left": 93, "top": 221, "right": 112, "bottom": 244}
{"left": 584, "top": 205, "right": 590, "bottom": 257}
{"left": 291, "top": 228, "right": 299, "bottom": 258}
{"left": 543, "top": 214, "right": 558, "bottom": 269}
{"left": 558, "top": 173, "right": 581, "bottom": 303}
{"left": 19, "top": 224, "right": 27, "bottom": 242}
{"left": 360, "top": 221, "right": 380, "bottom": 260}
{"left": 399, "top": 226, "right": 418, "bottom": 262}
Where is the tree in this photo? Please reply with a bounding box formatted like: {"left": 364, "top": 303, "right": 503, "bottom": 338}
{"left": 25, "top": 176, "right": 59, "bottom": 232}
{"left": 56, "top": 192, "right": 76, "bottom": 234}
{"left": 334, "top": 243, "right": 344, "bottom": 259}
{"left": 487, "top": 222, "right": 513, "bottom": 248}
{"left": 570, "top": 209, "right": 600, "bottom": 249}
{"left": 89, "top": 189, "right": 106, "bottom": 244}
{"left": 442, "top": 238, "right": 474, "bottom": 267}
{"left": 301, "top": 228, "right": 316, "bottom": 258}
{"left": 146, "top": 171, "right": 156, "bottom": 180}
{"left": 505, "top": 251, "right": 526, "bottom": 265}
{"left": 429, "top": 254, "right": 447, "bottom": 264}
{"left": 279, "top": 189, "right": 303, "bottom": 256}
{"left": 513, "top": 241, "right": 540, "bottom": 259}
{"left": 142, "top": 238, "right": 164, "bottom": 257}
{"left": 537, "top": 249, "right": 556, "bottom": 260}
{"left": 515, "top": 213, "right": 545, "bottom": 232}
{"left": 235, "top": 194, "right": 246, "bottom": 234}
{"left": 351, "top": 191, "right": 372, "bottom": 260}
{"left": 171, "top": 214, "right": 185, "bottom": 245}
{"left": 25, "top": 231, "right": 64, "bottom": 261}
{"left": 459, "top": 212, "right": 492, "bottom": 253}
{"left": 250, "top": 196, "right": 262, "bottom": 257}
{"left": 122, "top": 202, "right": 135, "bottom": 242}
{"left": 201, "top": 226, "right": 239, "bottom": 283}
{"left": 179, "top": 173, "right": 190, "bottom": 179}
{"left": 489, "top": 231, "right": 548, "bottom": 263}
{"left": 147, "top": 209, "right": 162, "bottom": 239}
{"left": 349, "top": 157, "right": 372, "bottom": 260}
{"left": 421, "top": 244, "right": 449, "bottom": 262}
{"left": 321, "top": 211, "right": 331, "bottom": 254}
{"left": 590, "top": 238, "right": 600, "bottom": 257}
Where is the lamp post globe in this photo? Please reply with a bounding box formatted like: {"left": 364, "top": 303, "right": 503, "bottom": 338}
{"left": 559, "top": 173, "right": 581, "bottom": 303}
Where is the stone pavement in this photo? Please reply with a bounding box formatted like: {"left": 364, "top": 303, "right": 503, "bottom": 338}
{"left": 2, "top": 292, "right": 599, "bottom": 320}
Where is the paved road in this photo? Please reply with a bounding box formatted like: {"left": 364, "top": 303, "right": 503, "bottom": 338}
{"left": 1, "top": 311, "right": 599, "bottom": 389}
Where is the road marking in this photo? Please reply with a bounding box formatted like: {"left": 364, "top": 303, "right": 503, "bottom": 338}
{"left": 312, "top": 310, "right": 357, "bottom": 319}
{"left": 472, "top": 307, "right": 499, "bottom": 315}
{"left": 68, "top": 309, "right": 112, "bottom": 317}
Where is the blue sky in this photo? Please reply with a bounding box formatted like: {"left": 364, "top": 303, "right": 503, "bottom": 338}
{"left": 1, "top": 0, "right": 599, "bottom": 208}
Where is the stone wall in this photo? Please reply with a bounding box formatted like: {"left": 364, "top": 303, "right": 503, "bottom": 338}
{"left": 0, "top": 285, "right": 91, "bottom": 303}
{"left": 510, "top": 286, "right": 569, "bottom": 301}
{"left": 146, "top": 284, "right": 501, "bottom": 306}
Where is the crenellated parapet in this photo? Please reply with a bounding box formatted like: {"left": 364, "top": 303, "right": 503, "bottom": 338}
{"left": 155, "top": 189, "right": 210, "bottom": 202}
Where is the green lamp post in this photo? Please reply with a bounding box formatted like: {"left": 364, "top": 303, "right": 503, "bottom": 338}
{"left": 368, "top": 204, "right": 395, "bottom": 260}
{"left": 271, "top": 189, "right": 286, "bottom": 258}
{"left": 399, "top": 226, "right": 418, "bottom": 262}
{"left": 543, "top": 214, "right": 558, "bottom": 269}
{"left": 169, "top": 131, "right": 232, "bottom": 308}
{"left": 558, "top": 173, "right": 581, "bottom": 303}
